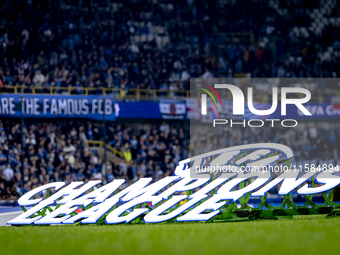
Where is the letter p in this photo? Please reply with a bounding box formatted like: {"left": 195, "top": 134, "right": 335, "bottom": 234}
{"left": 213, "top": 119, "right": 228, "bottom": 127}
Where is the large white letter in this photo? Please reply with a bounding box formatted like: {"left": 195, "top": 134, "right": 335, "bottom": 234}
{"left": 159, "top": 177, "right": 210, "bottom": 200}
{"left": 217, "top": 171, "right": 272, "bottom": 201}
{"left": 281, "top": 87, "right": 311, "bottom": 115}
{"left": 18, "top": 182, "right": 65, "bottom": 206}
{"left": 177, "top": 195, "right": 226, "bottom": 221}
{"left": 7, "top": 181, "right": 100, "bottom": 225}
{"left": 248, "top": 87, "right": 278, "bottom": 115}
{"left": 297, "top": 170, "right": 340, "bottom": 195}
{"left": 215, "top": 84, "right": 244, "bottom": 115}
{"left": 63, "top": 197, "right": 120, "bottom": 224}
{"left": 105, "top": 196, "right": 162, "bottom": 224}
{"left": 251, "top": 169, "right": 318, "bottom": 196}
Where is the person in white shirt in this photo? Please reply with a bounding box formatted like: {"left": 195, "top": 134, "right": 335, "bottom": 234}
{"left": 181, "top": 70, "right": 190, "bottom": 81}
{"left": 25, "top": 134, "right": 36, "bottom": 145}
{"left": 3, "top": 164, "right": 14, "bottom": 182}
{"left": 202, "top": 69, "right": 214, "bottom": 78}
{"left": 173, "top": 59, "right": 182, "bottom": 70}
{"left": 32, "top": 70, "right": 45, "bottom": 86}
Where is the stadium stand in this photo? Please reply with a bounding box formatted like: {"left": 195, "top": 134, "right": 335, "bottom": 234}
{"left": 0, "top": 0, "right": 340, "bottom": 201}
{"left": 0, "top": 0, "right": 340, "bottom": 96}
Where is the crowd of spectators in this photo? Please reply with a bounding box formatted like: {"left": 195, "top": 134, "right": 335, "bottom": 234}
{"left": 0, "top": 0, "right": 340, "bottom": 200}
{"left": 0, "top": 119, "right": 189, "bottom": 200}
{"left": 0, "top": 0, "right": 340, "bottom": 95}
{"left": 192, "top": 123, "right": 340, "bottom": 162}
{"left": 0, "top": 118, "right": 339, "bottom": 200}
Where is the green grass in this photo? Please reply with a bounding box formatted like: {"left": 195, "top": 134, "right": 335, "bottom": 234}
{"left": 1, "top": 215, "right": 339, "bottom": 255}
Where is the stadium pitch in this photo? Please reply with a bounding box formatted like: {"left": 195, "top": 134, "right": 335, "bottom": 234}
{"left": 0, "top": 215, "right": 339, "bottom": 255}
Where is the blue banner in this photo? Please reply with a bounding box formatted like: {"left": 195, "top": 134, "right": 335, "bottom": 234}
{"left": 117, "top": 102, "right": 162, "bottom": 119}
{"left": 117, "top": 101, "right": 187, "bottom": 119}
{"left": 0, "top": 94, "right": 117, "bottom": 120}
{"left": 1, "top": 95, "right": 338, "bottom": 121}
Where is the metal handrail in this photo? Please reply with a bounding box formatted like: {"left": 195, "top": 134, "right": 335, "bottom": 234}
{"left": 86, "top": 140, "right": 123, "bottom": 158}
{"left": 0, "top": 85, "right": 190, "bottom": 101}
{"left": 0, "top": 84, "right": 338, "bottom": 103}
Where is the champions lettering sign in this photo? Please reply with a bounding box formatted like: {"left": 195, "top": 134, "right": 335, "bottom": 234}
{"left": 0, "top": 94, "right": 119, "bottom": 120}
{"left": 7, "top": 143, "right": 340, "bottom": 225}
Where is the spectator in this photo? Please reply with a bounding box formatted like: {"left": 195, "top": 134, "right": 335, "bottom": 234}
{"left": 32, "top": 70, "right": 45, "bottom": 87}
{"left": 0, "top": 150, "right": 7, "bottom": 168}
{"left": 0, "top": 131, "right": 7, "bottom": 144}
{"left": 3, "top": 164, "right": 14, "bottom": 182}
